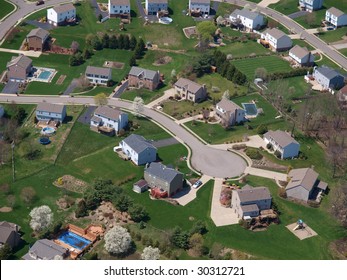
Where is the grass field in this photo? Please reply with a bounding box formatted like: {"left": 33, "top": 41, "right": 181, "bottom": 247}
{"left": 292, "top": 39, "right": 315, "bottom": 51}
{"left": 0, "top": 0, "right": 15, "bottom": 20}
{"left": 220, "top": 40, "right": 271, "bottom": 58}
{"left": 231, "top": 56, "right": 292, "bottom": 80}
{"left": 120, "top": 89, "right": 163, "bottom": 104}
{"left": 269, "top": 0, "right": 299, "bottom": 15}
{"left": 317, "top": 27, "right": 347, "bottom": 43}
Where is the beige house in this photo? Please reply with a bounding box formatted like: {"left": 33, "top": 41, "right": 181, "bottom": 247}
{"left": 216, "top": 98, "right": 246, "bottom": 126}
{"left": 26, "top": 28, "right": 50, "bottom": 51}
{"left": 174, "top": 78, "right": 207, "bottom": 103}
{"left": 6, "top": 55, "right": 33, "bottom": 82}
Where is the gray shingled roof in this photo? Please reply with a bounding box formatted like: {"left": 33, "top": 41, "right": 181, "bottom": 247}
{"left": 266, "top": 28, "right": 287, "bottom": 40}
{"left": 36, "top": 103, "right": 65, "bottom": 114}
{"left": 109, "top": 0, "right": 130, "bottom": 5}
{"left": 236, "top": 186, "right": 271, "bottom": 203}
{"left": 52, "top": 3, "right": 76, "bottom": 14}
{"left": 286, "top": 168, "right": 319, "bottom": 192}
{"left": 264, "top": 130, "right": 299, "bottom": 147}
{"left": 91, "top": 115, "right": 102, "bottom": 123}
{"left": 6, "top": 55, "right": 32, "bottom": 69}
{"left": 315, "top": 65, "right": 342, "bottom": 80}
{"left": 129, "top": 66, "right": 158, "bottom": 81}
{"left": 147, "top": 0, "right": 168, "bottom": 3}
{"left": 327, "top": 7, "right": 345, "bottom": 17}
{"left": 145, "top": 162, "right": 182, "bottom": 184}
{"left": 175, "top": 78, "right": 203, "bottom": 94}
{"left": 190, "top": 0, "right": 210, "bottom": 4}
{"left": 27, "top": 28, "right": 49, "bottom": 40}
{"left": 23, "top": 239, "right": 67, "bottom": 260}
{"left": 94, "top": 106, "right": 123, "bottom": 121}
{"left": 216, "top": 98, "right": 242, "bottom": 112}
{"left": 134, "top": 179, "right": 148, "bottom": 188}
{"left": 86, "top": 66, "right": 112, "bottom": 77}
{"left": 0, "top": 222, "right": 19, "bottom": 245}
{"left": 241, "top": 204, "right": 259, "bottom": 212}
{"left": 122, "top": 134, "right": 157, "bottom": 154}
{"left": 231, "top": 8, "right": 261, "bottom": 20}
{"left": 290, "top": 45, "right": 309, "bottom": 59}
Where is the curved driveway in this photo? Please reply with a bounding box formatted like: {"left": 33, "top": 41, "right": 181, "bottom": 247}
{"left": 0, "top": 95, "right": 247, "bottom": 178}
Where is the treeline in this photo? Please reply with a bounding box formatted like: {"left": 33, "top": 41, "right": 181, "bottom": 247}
{"left": 267, "top": 67, "right": 313, "bottom": 80}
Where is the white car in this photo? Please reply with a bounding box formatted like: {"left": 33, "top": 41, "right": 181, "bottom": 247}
{"left": 192, "top": 180, "right": 203, "bottom": 189}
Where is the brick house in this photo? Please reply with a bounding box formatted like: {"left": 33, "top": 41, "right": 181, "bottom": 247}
{"left": 128, "top": 66, "right": 160, "bottom": 91}
{"left": 26, "top": 28, "right": 50, "bottom": 51}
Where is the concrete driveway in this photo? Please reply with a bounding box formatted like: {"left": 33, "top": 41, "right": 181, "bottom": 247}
{"left": 25, "top": 20, "right": 54, "bottom": 30}
{"left": 78, "top": 106, "right": 96, "bottom": 124}
{"left": 152, "top": 137, "right": 179, "bottom": 148}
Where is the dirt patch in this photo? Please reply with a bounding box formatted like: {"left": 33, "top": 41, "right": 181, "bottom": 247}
{"left": 183, "top": 26, "right": 197, "bottom": 38}
{"left": 53, "top": 175, "right": 89, "bottom": 193}
{"left": 0, "top": 207, "right": 12, "bottom": 212}
{"left": 252, "top": 156, "right": 288, "bottom": 172}
{"left": 56, "top": 75, "right": 66, "bottom": 85}
{"left": 103, "top": 61, "right": 125, "bottom": 69}
{"left": 329, "top": 237, "right": 347, "bottom": 259}
{"left": 153, "top": 55, "right": 172, "bottom": 66}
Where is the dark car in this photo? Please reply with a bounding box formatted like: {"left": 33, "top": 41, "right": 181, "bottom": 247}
{"left": 36, "top": 0, "right": 44, "bottom": 5}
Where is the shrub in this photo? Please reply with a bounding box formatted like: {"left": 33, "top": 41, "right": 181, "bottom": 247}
{"left": 266, "top": 143, "right": 272, "bottom": 150}
{"left": 278, "top": 188, "right": 287, "bottom": 199}
{"left": 245, "top": 148, "right": 262, "bottom": 160}
{"left": 256, "top": 124, "right": 268, "bottom": 135}
{"left": 274, "top": 150, "right": 282, "bottom": 159}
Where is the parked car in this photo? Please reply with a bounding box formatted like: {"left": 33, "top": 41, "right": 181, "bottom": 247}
{"left": 36, "top": 0, "right": 44, "bottom": 5}
{"left": 192, "top": 180, "right": 203, "bottom": 189}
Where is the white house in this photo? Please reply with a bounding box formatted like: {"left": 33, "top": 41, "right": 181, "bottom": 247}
{"left": 289, "top": 45, "right": 314, "bottom": 66}
{"left": 120, "top": 134, "right": 157, "bottom": 165}
{"left": 299, "top": 0, "right": 323, "bottom": 12}
{"left": 216, "top": 98, "right": 246, "bottom": 126}
{"left": 325, "top": 7, "right": 347, "bottom": 28}
{"left": 263, "top": 130, "right": 300, "bottom": 159}
{"left": 231, "top": 185, "right": 272, "bottom": 218}
{"left": 261, "top": 28, "right": 292, "bottom": 52}
{"left": 85, "top": 66, "right": 112, "bottom": 86}
{"left": 108, "top": 0, "right": 130, "bottom": 17}
{"left": 145, "top": 0, "right": 168, "bottom": 15}
{"left": 47, "top": 4, "right": 76, "bottom": 26}
{"left": 229, "top": 8, "right": 264, "bottom": 31}
{"left": 189, "top": 0, "right": 211, "bottom": 16}
{"left": 90, "top": 106, "right": 128, "bottom": 136}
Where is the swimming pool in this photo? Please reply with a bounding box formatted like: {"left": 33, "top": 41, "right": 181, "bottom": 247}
{"left": 242, "top": 103, "right": 258, "bottom": 116}
{"left": 58, "top": 231, "right": 92, "bottom": 251}
{"left": 38, "top": 70, "right": 52, "bottom": 80}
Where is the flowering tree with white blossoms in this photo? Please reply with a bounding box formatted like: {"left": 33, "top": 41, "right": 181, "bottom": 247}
{"left": 133, "top": 97, "right": 144, "bottom": 117}
{"left": 141, "top": 246, "right": 160, "bottom": 260}
{"left": 104, "top": 226, "right": 132, "bottom": 254}
{"left": 29, "top": 205, "right": 53, "bottom": 232}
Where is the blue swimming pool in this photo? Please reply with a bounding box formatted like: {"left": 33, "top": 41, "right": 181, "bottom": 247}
{"left": 242, "top": 103, "right": 258, "bottom": 116}
{"left": 38, "top": 70, "right": 52, "bottom": 80}
{"left": 58, "top": 231, "right": 92, "bottom": 251}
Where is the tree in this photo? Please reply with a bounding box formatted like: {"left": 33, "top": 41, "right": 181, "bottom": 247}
{"left": 129, "top": 55, "right": 136, "bottom": 66}
{"left": 101, "top": 33, "right": 110, "bottom": 48}
{"left": 222, "top": 90, "right": 230, "bottom": 100}
{"left": 109, "top": 35, "right": 119, "bottom": 49}
{"left": 94, "top": 93, "right": 108, "bottom": 106}
{"left": 141, "top": 246, "right": 160, "bottom": 260}
{"left": 197, "top": 21, "right": 216, "bottom": 40}
{"left": 82, "top": 47, "right": 92, "bottom": 60}
{"left": 129, "top": 36, "right": 137, "bottom": 50}
{"left": 0, "top": 243, "right": 12, "bottom": 260}
{"left": 171, "top": 226, "right": 189, "bottom": 249}
{"left": 189, "top": 233, "right": 204, "bottom": 256}
{"left": 132, "top": 96, "right": 144, "bottom": 117}
{"left": 232, "top": 70, "right": 247, "bottom": 85}
{"left": 29, "top": 205, "right": 53, "bottom": 232}
{"left": 20, "top": 187, "right": 36, "bottom": 204}
{"left": 69, "top": 54, "right": 78, "bottom": 66}
{"left": 75, "top": 199, "right": 88, "bottom": 218}
{"left": 114, "top": 194, "right": 133, "bottom": 212}
{"left": 137, "top": 38, "right": 146, "bottom": 53}
{"left": 118, "top": 34, "right": 126, "bottom": 49}
{"left": 128, "top": 204, "right": 148, "bottom": 222}
{"left": 13, "top": 107, "right": 26, "bottom": 125}
{"left": 76, "top": 76, "right": 91, "bottom": 90}
{"left": 123, "top": 35, "right": 130, "bottom": 50}
{"left": 104, "top": 226, "right": 132, "bottom": 255}
{"left": 91, "top": 36, "right": 103, "bottom": 50}
{"left": 256, "top": 124, "right": 268, "bottom": 135}
{"left": 226, "top": 64, "right": 236, "bottom": 81}
{"left": 85, "top": 34, "right": 95, "bottom": 47}
{"left": 190, "top": 220, "right": 208, "bottom": 235}
{"left": 255, "top": 67, "right": 268, "bottom": 81}
{"left": 70, "top": 41, "right": 80, "bottom": 54}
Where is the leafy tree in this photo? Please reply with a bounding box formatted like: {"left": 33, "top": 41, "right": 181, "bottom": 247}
{"left": 129, "top": 55, "right": 136, "bottom": 66}
{"left": 70, "top": 41, "right": 80, "bottom": 54}
{"left": 94, "top": 93, "right": 108, "bottom": 106}
{"left": 101, "top": 33, "right": 110, "bottom": 48}
{"left": 190, "top": 220, "right": 208, "bottom": 235}
{"left": 109, "top": 35, "right": 119, "bottom": 49}
{"left": 189, "top": 233, "right": 204, "bottom": 256}
{"left": 129, "top": 36, "right": 137, "bottom": 50}
{"left": 104, "top": 226, "right": 132, "bottom": 255}
{"left": 128, "top": 204, "right": 148, "bottom": 222}
{"left": 197, "top": 21, "right": 216, "bottom": 40}
{"left": 13, "top": 107, "right": 26, "bottom": 125}
{"left": 0, "top": 244, "right": 12, "bottom": 260}
{"left": 232, "top": 70, "right": 247, "bottom": 85}
{"left": 85, "top": 34, "right": 94, "bottom": 47}
{"left": 255, "top": 67, "right": 268, "bottom": 81}
{"left": 82, "top": 47, "right": 92, "bottom": 60}
{"left": 75, "top": 199, "right": 88, "bottom": 218}
{"left": 29, "top": 205, "right": 53, "bottom": 232}
{"left": 118, "top": 34, "right": 126, "bottom": 49}
{"left": 123, "top": 35, "right": 130, "bottom": 50}
{"left": 171, "top": 227, "right": 189, "bottom": 249}
{"left": 132, "top": 96, "right": 144, "bottom": 117}
{"left": 141, "top": 246, "right": 160, "bottom": 260}
{"left": 256, "top": 124, "right": 268, "bottom": 135}
{"left": 91, "top": 36, "right": 103, "bottom": 50}
{"left": 69, "top": 54, "right": 78, "bottom": 66}
{"left": 20, "top": 186, "right": 36, "bottom": 204}
{"left": 114, "top": 194, "right": 133, "bottom": 212}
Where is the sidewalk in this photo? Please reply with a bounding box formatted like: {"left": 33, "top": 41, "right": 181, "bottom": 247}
{"left": 146, "top": 88, "right": 175, "bottom": 108}
{"left": 0, "top": 48, "right": 42, "bottom": 57}
{"left": 211, "top": 135, "right": 265, "bottom": 150}
{"left": 258, "top": 0, "right": 280, "bottom": 7}
{"left": 244, "top": 166, "right": 287, "bottom": 181}
{"left": 175, "top": 114, "right": 202, "bottom": 125}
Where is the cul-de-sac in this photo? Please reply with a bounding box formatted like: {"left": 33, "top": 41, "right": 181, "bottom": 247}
{"left": 0, "top": 0, "right": 347, "bottom": 260}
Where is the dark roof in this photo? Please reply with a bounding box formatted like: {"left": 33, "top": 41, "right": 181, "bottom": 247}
{"left": 0, "top": 221, "right": 20, "bottom": 245}
{"left": 327, "top": 7, "right": 345, "bottom": 17}
{"left": 289, "top": 45, "right": 309, "bottom": 59}
{"left": 52, "top": 3, "right": 76, "bottom": 14}
{"left": 36, "top": 103, "right": 65, "bottom": 114}
{"left": 122, "top": 134, "right": 157, "bottom": 154}
{"left": 175, "top": 78, "right": 203, "bottom": 94}
{"left": 109, "top": 0, "right": 130, "bottom": 5}
{"left": 286, "top": 168, "right": 318, "bottom": 192}
{"left": 94, "top": 106, "right": 123, "bottom": 121}
{"left": 85, "top": 66, "right": 112, "bottom": 77}
{"left": 264, "top": 130, "right": 299, "bottom": 147}
{"left": 216, "top": 98, "right": 242, "bottom": 112}
{"left": 129, "top": 66, "right": 159, "bottom": 80}
{"left": 231, "top": 8, "right": 261, "bottom": 20}
{"left": 145, "top": 162, "right": 182, "bottom": 184}
{"left": 315, "top": 66, "right": 342, "bottom": 80}
{"left": 134, "top": 179, "right": 148, "bottom": 188}
{"left": 6, "top": 55, "right": 32, "bottom": 69}
{"left": 235, "top": 186, "right": 271, "bottom": 203}
{"left": 27, "top": 28, "right": 49, "bottom": 40}
{"left": 23, "top": 239, "right": 67, "bottom": 260}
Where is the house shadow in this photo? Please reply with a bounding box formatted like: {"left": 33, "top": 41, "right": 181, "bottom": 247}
{"left": 63, "top": 116, "right": 73, "bottom": 123}
{"left": 130, "top": 10, "right": 137, "bottom": 17}
{"left": 9, "top": 239, "right": 29, "bottom": 260}
{"left": 168, "top": 7, "right": 174, "bottom": 16}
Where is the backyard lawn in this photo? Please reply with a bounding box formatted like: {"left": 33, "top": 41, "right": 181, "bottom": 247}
{"left": 317, "top": 27, "right": 347, "bottom": 44}
{"left": 220, "top": 40, "right": 271, "bottom": 58}
{"left": 0, "top": 0, "right": 15, "bottom": 20}
{"left": 294, "top": 9, "right": 326, "bottom": 29}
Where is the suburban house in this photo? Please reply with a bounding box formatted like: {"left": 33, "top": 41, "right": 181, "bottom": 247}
{"left": 128, "top": 66, "right": 160, "bottom": 91}
{"left": 145, "top": 0, "right": 168, "bottom": 16}
{"left": 144, "top": 162, "right": 183, "bottom": 198}
{"left": 174, "top": 78, "right": 207, "bottom": 103}
{"left": 0, "top": 221, "right": 21, "bottom": 248}
{"left": 289, "top": 45, "right": 314, "bottom": 66}
{"left": 90, "top": 106, "right": 128, "bottom": 136}
{"left": 26, "top": 28, "right": 50, "bottom": 51}
{"left": 47, "top": 4, "right": 76, "bottom": 26}
{"left": 229, "top": 8, "right": 264, "bottom": 31}
{"left": 85, "top": 66, "right": 112, "bottom": 86}
{"left": 120, "top": 134, "right": 157, "bottom": 165}
{"left": 263, "top": 130, "right": 300, "bottom": 159}
{"left": 286, "top": 168, "right": 328, "bottom": 203}
{"left": 299, "top": 0, "right": 323, "bottom": 12}
{"left": 261, "top": 28, "right": 292, "bottom": 52}
{"left": 189, "top": 0, "right": 211, "bottom": 16}
{"left": 6, "top": 55, "right": 33, "bottom": 82}
{"left": 325, "top": 7, "right": 347, "bottom": 28}
{"left": 36, "top": 103, "right": 67, "bottom": 123}
{"left": 108, "top": 0, "right": 131, "bottom": 17}
{"left": 22, "top": 239, "right": 69, "bottom": 260}
{"left": 312, "top": 66, "right": 345, "bottom": 91}
{"left": 133, "top": 179, "right": 149, "bottom": 193}
{"left": 338, "top": 84, "right": 347, "bottom": 107}
{"left": 216, "top": 98, "right": 246, "bottom": 126}
{"left": 231, "top": 185, "right": 272, "bottom": 218}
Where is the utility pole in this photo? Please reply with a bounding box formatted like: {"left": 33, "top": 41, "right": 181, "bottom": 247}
{"left": 11, "top": 141, "right": 15, "bottom": 182}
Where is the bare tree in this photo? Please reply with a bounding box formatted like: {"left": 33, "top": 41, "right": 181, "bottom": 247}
{"left": 132, "top": 97, "right": 144, "bottom": 117}
{"left": 21, "top": 187, "right": 36, "bottom": 204}
{"left": 75, "top": 76, "right": 91, "bottom": 91}
{"left": 70, "top": 41, "right": 80, "bottom": 54}
{"left": 254, "top": 67, "right": 268, "bottom": 81}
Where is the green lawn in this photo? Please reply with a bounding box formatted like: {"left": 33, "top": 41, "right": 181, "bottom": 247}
{"left": 292, "top": 39, "right": 315, "bottom": 51}
{"left": 231, "top": 56, "right": 292, "bottom": 80}
{"left": 339, "top": 48, "right": 347, "bottom": 58}
{"left": 317, "top": 27, "right": 347, "bottom": 43}
{"left": 268, "top": 76, "right": 311, "bottom": 101}
{"left": 0, "top": 0, "right": 15, "bottom": 20}
{"left": 120, "top": 89, "right": 163, "bottom": 104}
{"left": 269, "top": 0, "right": 299, "bottom": 15}
{"left": 220, "top": 40, "right": 271, "bottom": 58}
{"left": 295, "top": 9, "right": 326, "bottom": 29}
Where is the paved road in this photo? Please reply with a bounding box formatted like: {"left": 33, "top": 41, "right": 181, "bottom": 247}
{"left": 288, "top": 11, "right": 309, "bottom": 19}
{"left": 0, "top": 95, "right": 247, "bottom": 178}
